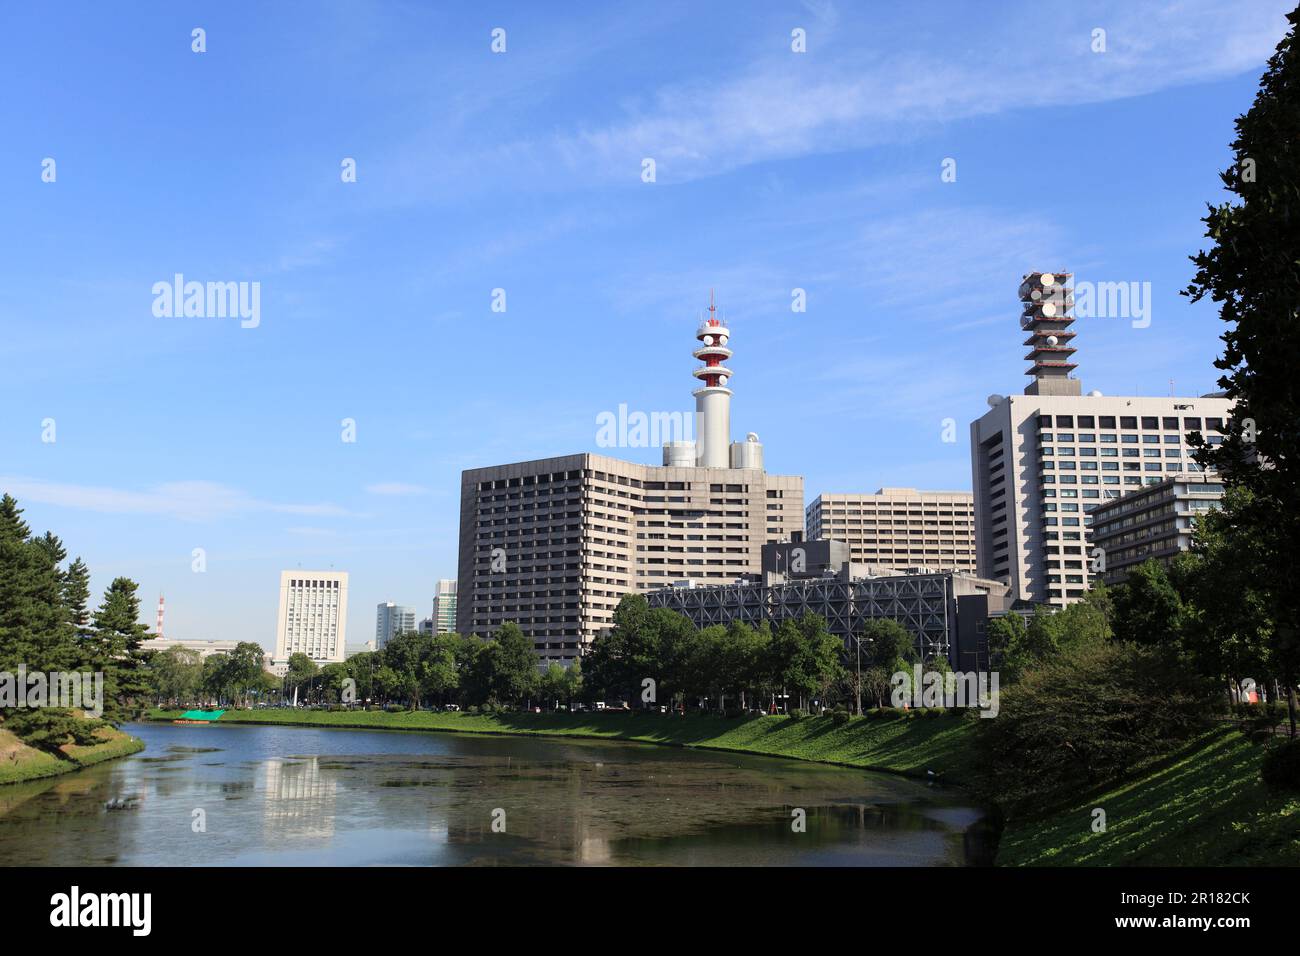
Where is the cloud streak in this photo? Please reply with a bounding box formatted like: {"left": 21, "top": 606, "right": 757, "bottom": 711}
{"left": 0, "top": 478, "right": 356, "bottom": 523}
{"left": 543, "top": 0, "right": 1289, "bottom": 184}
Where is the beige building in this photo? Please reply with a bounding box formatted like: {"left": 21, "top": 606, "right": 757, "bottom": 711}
{"left": 805, "top": 489, "right": 976, "bottom": 574}
{"left": 456, "top": 453, "right": 803, "bottom": 665}
{"left": 969, "top": 271, "right": 1232, "bottom": 606}
{"left": 273, "top": 570, "right": 349, "bottom": 665}
{"left": 456, "top": 301, "right": 806, "bottom": 664}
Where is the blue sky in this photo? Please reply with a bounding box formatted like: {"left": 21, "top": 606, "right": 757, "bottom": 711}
{"left": 0, "top": 0, "right": 1291, "bottom": 650}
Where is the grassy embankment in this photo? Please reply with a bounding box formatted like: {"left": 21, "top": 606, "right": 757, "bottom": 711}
{"left": 996, "top": 725, "right": 1300, "bottom": 866}
{"left": 149, "top": 706, "right": 983, "bottom": 778}
{"left": 147, "top": 708, "right": 1300, "bottom": 865}
{"left": 0, "top": 724, "right": 145, "bottom": 786}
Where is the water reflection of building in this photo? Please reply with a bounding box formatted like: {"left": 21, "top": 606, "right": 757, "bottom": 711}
{"left": 261, "top": 758, "right": 337, "bottom": 842}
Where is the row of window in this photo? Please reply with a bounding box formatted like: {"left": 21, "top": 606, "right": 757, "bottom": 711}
{"left": 1038, "top": 415, "right": 1225, "bottom": 431}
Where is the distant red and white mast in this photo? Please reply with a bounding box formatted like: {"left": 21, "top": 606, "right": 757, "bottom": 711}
{"left": 156, "top": 594, "right": 165, "bottom": 639}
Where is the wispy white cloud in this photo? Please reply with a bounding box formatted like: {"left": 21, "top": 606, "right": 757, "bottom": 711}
{"left": 0, "top": 478, "right": 356, "bottom": 523}
{"left": 542, "top": 0, "right": 1289, "bottom": 184}
{"left": 364, "top": 482, "right": 433, "bottom": 497}
{"left": 272, "top": 236, "right": 341, "bottom": 274}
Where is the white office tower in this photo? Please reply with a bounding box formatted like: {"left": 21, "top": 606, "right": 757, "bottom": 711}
{"left": 970, "top": 271, "right": 1233, "bottom": 607}
{"left": 375, "top": 602, "right": 416, "bottom": 648}
{"left": 432, "top": 579, "right": 457, "bottom": 634}
{"left": 274, "top": 571, "right": 349, "bottom": 664}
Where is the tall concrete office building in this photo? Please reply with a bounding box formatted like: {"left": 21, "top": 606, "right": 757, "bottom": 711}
{"left": 969, "top": 271, "right": 1233, "bottom": 606}
{"left": 432, "top": 579, "right": 457, "bottom": 634}
{"left": 457, "top": 297, "right": 804, "bottom": 665}
{"left": 806, "top": 489, "right": 977, "bottom": 574}
{"left": 274, "top": 571, "right": 349, "bottom": 665}
{"left": 375, "top": 602, "right": 416, "bottom": 648}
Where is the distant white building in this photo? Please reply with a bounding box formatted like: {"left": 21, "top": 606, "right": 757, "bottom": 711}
{"left": 375, "top": 602, "right": 416, "bottom": 649}
{"left": 274, "top": 571, "right": 349, "bottom": 665}
{"left": 432, "top": 579, "right": 457, "bottom": 634}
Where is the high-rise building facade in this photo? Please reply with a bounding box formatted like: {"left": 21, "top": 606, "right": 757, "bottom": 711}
{"left": 1087, "top": 473, "right": 1225, "bottom": 588}
{"left": 969, "top": 271, "right": 1233, "bottom": 606}
{"left": 432, "top": 579, "right": 457, "bottom": 634}
{"left": 806, "top": 489, "right": 976, "bottom": 574}
{"left": 274, "top": 571, "right": 348, "bottom": 664}
{"left": 457, "top": 299, "right": 804, "bottom": 665}
{"left": 375, "top": 602, "right": 416, "bottom": 648}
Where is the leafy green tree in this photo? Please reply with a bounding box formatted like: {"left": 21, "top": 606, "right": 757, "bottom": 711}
{"left": 767, "top": 615, "right": 843, "bottom": 713}
{"left": 561, "top": 658, "right": 583, "bottom": 708}
{"left": 583, "top": 595, "right": 698, "bottom": 706}
{"left": 285, "top": 653, "right": 319, "bottom": 701}
{"left": 342, "top": 651, "right": 379, "bottom": 704}
{"left": 1032, "top": 598, "right": 1111, "bottom": 652}
{"left": 455, "top": 636, "right": 493, "bottom": 706}
{"left": 722, "top": 620, "right": 769, "bottom": 711}
{"left": 539, "top": 663, "right": 568, "bottom": 711}
{"left": 423, "top": 635, "right": 460, "bottom": 706}
{"left": 988, "top": 602, "right": 1109, "bottom": 685}
{"left": 862, "top": 666, "right": 893, "bottom": 710}
{"left": 1172, "top": 491, "right": 1274, "bottom": 705}
{"left": 986, "top": 613, "right": 1031, "bottom": 684}
{"left": 219, "top": 642, "right": 267, "bottom": 708}
{"left": 148, "top": 646, "right": 203, "bottom": 705}
{"left": 384, "top": 631, "right": 433, "bottom": 709}
{"left": 1184, "top": 8, "right": 1300, "bottom": 734}
{"left": 318, "top": 662, "right": 351, "bottom": 704}
{"left": 200, "top": 653, "right": 227, "bottom": 704}
{"left": 862, "top": 618, "right": 919, "bottom": 673}
{"left": 1112, "top": 561, "right": 1185, "bottom": 648}
{"left": 487, "top": 623, "right": 538, "bottom": 707}
{"left": 977, "top": 641, "right": 1216, "bottom": 812}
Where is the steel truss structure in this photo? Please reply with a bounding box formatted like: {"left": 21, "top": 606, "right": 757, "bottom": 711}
{"left": 648, "top": 573, "right": 957, "bottom": 660}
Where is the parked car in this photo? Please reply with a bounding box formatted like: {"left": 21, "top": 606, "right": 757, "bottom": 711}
{"left": 443, "top": 704, "right": 460, "bottom": 712}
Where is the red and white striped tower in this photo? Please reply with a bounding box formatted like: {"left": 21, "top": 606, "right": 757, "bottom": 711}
{"left": 156, "top": 594, "right": 165, "bottom": 638}
{"left": 692, "top": 290, "right": 733, "bottom": 467}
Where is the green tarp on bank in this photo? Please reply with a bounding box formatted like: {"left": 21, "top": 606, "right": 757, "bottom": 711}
{"left": 177, "top": 710, "right": 225, "bottom": 721}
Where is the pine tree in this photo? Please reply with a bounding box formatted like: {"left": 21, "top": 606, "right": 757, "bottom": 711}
{"left": 90, "top": 577, "right": 153, "bottom": 722}
{"left": 62, "top": 557, "right": 92, "bottom": 639}
{"left": 0, "top": 495, "right": 72, "bottom": 673}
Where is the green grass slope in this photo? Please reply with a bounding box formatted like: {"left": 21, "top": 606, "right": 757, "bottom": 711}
{"left": 149, "top": 708, "right": 982, "bottom": 780}
{"left": 0, "top": 725, "right": 145, "bottom": 786}
{"left": 996, "top": 726, "right": 1300, "bottom": 866}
